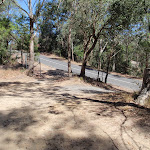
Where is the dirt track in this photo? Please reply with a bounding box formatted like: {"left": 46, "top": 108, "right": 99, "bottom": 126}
{"left": 0, "top": 66, "right": 150, "bottom": 150}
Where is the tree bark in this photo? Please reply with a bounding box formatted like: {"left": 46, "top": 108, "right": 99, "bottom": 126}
{"left": 105, "top": 56, "right": 110, "bottom": 83}
{"left": 21, "top": 50, "right": 24, "bottom": 65}
{"left": 97, "top": 40, "right": 108, "bottom": 81}
{"left": 68, "top": 27, "right": 72, "bottom": 77}
{"left": 145, "top": 52, "right": 148, "bottom": 68}
{"left": 72, "top": 42, "right": 74, "bottom": 61}
{"left": 126, "top": 44, "right": 129, "bottom": 69}
{"left": 97, "top": 40, "right": 102, "bottom": 81}
{"left": 80, "top": 37, "right": 98, "bottom": 77}
{"left": 80, "top": 53, "right": 87, "bottom": 77}
{"left": 28, "top": 17, "right": 34, "bottom": 75}
{"left": 136, "top": 68, "right": 150, "bottom": 105}
{"left": 112, "top": 55, "right": 116, "bottom": 72}
{"left": 27, "top": 0, "right": 34, "bottom": 76}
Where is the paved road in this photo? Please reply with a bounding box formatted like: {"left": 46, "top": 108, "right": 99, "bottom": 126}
{"left": 39, "top": 55, "right": 142, "bottom": 92}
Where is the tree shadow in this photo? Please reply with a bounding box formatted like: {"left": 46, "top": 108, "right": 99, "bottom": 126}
{"left": 18, "top": 115, "right": 119, "bottom": 150}
{"left": 0, "top": 81, "right": 150, "bottom": 149}
{"left": 0, "top": 81, "right": 64, "bottom": 99}
{"left": 0, "top": 67, "right": 149, "bottom": 149}
{"left": 39, "top": 69, "right": 69, "bottom": 82}
{"left": 81, "top": 89, "right": 113, "bottom": 94}
{"left": 82, "top": 76, "right": 121, "bottom": 91}
{"left": 42, "top": 132, "right": 118, "bottom": 150}
{"left": 0, "top": 107, "right": 37, "bottom": 132}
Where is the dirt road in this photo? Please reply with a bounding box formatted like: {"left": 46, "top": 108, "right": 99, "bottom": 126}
{"left": 0, "top": 66, "right": 150, "bottom": 150}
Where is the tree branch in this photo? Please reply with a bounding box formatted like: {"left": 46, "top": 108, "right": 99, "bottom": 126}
{"left": 9, "top": 33, "right": 19, "bottom": 43}
{"left": 33, "top": 0, "right": 38, "bottom": 8}
{"left": 0, "top": 0, "right": 5, "bottom": 5}
{"left": 111, "top": 50, "right": 121, "bottom": 59}
{"left": 34, "top": 0, "right": 45, "bottom": 21}
{"left": 22, "top": 0, "right": 28, "bottom": 8}
{"left": 84, "top": 35, "right": 92, "bottom": 52}
{"left": 11, "top": 0, "right": 29, "bottom": 16}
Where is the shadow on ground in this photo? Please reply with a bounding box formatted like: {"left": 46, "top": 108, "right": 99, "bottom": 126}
{"left": 0, "top": 68, "right": 150, "bottom": 149}
{"left": 0, "top": 107, "right": 37, "bottom": 132}
{"left": 0, "top": 106, "right": 119, "bottom": 150}
{"left": 37, "top": 69, "right": 69, "bottom": 82}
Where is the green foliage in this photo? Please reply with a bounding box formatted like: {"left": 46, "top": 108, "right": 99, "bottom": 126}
{"left": 74, "top": 45, "right": 83, "bottom": 62}
{"left": 38, "top": 0, "right": 67, "bottom": 53}
{"left": 15, "top": 15, "right": 30, "bottom": 52}
{"left": 37, "top": 0, "right": 149, "bottom": 77}
{"left": 0, "top": 18, "right": 14, "bottom": 64}
{"left": 0, "top": 0, "right": 147, "bottom": 77}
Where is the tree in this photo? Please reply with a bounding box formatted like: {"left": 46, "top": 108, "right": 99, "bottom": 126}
{"left": 68, "top": 0, "right": 147, "bottom": 77}
{"left": 0, "top": 0, "right": 17, "bottom": 64}
{"left": 11, "top": 0, "right": 45, "bottom": 75}
{"left": 37, "top": 0, "right": 148, "bottom": 84}
{"left": 0, "top": 18, "right": 14, "bottom": 64}
{"left": 57, "top": 0, "right": 76, "bottom": 77}
{"left": 136, "top": 0, "right": 150, "bottom": 105}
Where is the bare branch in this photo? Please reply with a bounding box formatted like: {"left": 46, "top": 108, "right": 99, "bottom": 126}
{"left": 22, "top": 0, "right": 28, "bottom": 8}
{"left": 101, "top": 41, "right": 108, "bottom": 53}
{"left": 9, "top": 33, "right": 19, "bottom": 43}
{"left": 33, "top": 0, "right": 45, "bottom": 21}
{"left": 33, "top": 0, "right": 38, "bottom": 8}
{"left": 111, "top": 50, "right": 121, "bottom": 59}
{"left": 11, "top": 0, "right": 29, "bottom": 16}
{"left": 84, "top": 35, "right": 92, "bottom": 51}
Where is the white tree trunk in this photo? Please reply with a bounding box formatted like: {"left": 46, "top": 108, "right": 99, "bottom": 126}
{"left": 136, "top": 68, "right": 150, "bottom": 105}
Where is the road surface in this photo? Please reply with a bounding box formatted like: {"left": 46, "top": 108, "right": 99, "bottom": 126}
{"left": 39, "top": 55, "right": 142, "bottom": 92}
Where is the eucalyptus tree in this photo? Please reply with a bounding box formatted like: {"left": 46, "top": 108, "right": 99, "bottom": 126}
{"left": 136, "top": 0, "right": 150, "bottom": 105}
{"left": 11, "top": 0, "right": 45, "bottom": 75}
{"left": 57, "top": 0, "right": 77, "bottom": 77}
{"left": 69, "top": 0, "right": 149, "bottom": 77}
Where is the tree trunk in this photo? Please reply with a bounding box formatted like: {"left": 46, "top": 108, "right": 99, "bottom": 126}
{"left": 105, "top": 56, "right": 110, "bottom": 83}
{"left": 126, "top": 45, "right": 129, "bottom": 69}
{"left": 145, "top": 52, "right": 148, "bottom": 68}
{"left": 112, "top": 56, "right": 116, "bottom": 72}
{"left": 80, "top": 36, "right": 98, "bottom": 77}
{"left": 80, "top": 57, "right": 87, "bottom": 77}
{"left": 28, "top": 18, "right": 34, "bottom": 75}
{"left": 72, "top": 42, "right": 74, "bottom": 61}
{"left": 136, "top": 68, "right": 150, "bottom": 105}
{"left": 9, "top": 44, "right": 12, "bottom": 57}
{"left": 68, "top": 27, "right": 72, "bottom": 77}
{"left": 97, "top": 40, "right": 102, "bottom": 81}
{"left": 21, "top": 50, "right": 24, "bottom": 65}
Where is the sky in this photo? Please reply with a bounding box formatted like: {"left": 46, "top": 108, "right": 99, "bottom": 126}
{"left": 17, "top": 0, "right": 38, "bottom": 15}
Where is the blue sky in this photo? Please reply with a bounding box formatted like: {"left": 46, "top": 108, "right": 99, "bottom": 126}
{"left": 17, "top": 0, "right": 38, "bottom": 15}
